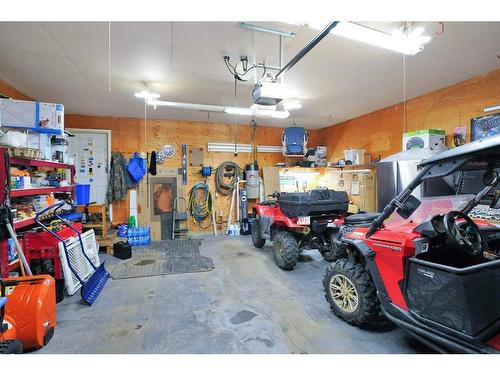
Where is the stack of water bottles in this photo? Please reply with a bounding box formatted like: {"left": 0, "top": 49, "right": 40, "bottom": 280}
{"left": 127, "top": 226, "right": 151, "bottom": 246}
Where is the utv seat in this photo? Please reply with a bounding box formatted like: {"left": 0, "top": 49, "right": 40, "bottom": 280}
{"left": 345, "top": 212, "right": 379, "bottom": 226}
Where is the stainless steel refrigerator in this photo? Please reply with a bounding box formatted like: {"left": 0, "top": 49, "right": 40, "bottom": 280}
{"left": 376, "top": 148, "right": 455, "bottom": 211}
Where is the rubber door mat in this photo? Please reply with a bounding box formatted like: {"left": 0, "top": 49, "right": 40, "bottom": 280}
{"left": 108, "top": 240, "right": 214, "bottom": 279}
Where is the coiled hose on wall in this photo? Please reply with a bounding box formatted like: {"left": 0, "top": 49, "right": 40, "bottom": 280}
{"left": 188, "top": 182, "right": 214, "bottom": 229}
{"left": 215, "top": 161, "right": 242, "bottom": 195}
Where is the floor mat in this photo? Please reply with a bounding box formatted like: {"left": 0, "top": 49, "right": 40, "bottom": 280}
{"left": 108, "top": 239, "right": 214, "bottom": 279}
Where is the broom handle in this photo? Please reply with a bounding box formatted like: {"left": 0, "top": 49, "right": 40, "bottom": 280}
{"left": 5, "top": 222, "right": 32, "bottom": 276}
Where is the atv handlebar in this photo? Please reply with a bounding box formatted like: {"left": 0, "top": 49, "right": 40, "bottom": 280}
{"left": 267, "top": 192, "right": 281, "bottom": 199}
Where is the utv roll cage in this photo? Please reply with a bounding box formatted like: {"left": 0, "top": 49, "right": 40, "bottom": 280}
{"left": 367, "top": 135, "right": 500, "bottom": 237}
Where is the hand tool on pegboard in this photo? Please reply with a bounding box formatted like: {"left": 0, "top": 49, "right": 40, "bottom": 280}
{"left": 179, "top": 144, "right": 187, "bottom": 185}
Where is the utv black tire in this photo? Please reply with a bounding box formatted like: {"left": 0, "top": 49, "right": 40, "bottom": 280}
{"left": 321, "top": 230, "right": 344, "bottom": 262}
{"left": 323, "top": 258, "right": 380, "bottom": 327}
{"left": 251, "top": 219, "right": 266, "bottom": 248}
{"left": 0, "top": 340, "right": 23, "bottom": 354}
{"left": 272, "top": 231, "right": 299, "bottom": 271}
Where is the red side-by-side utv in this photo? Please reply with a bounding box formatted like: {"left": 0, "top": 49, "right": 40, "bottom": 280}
{"left": 322, "top": 135, "right": 500, "bottom": 353}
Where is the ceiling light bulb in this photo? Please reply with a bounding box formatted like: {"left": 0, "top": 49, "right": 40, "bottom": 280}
{"left": 134, "top": 90, "right": 160, "bottom": 101}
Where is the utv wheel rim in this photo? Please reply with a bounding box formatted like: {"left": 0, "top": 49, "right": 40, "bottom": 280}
{"left": 329, "top": 275, "right": 359, "bottom": 313}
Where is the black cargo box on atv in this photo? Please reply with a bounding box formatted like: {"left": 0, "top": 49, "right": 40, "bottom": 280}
{"left": 279, "top": 189, "right": 349, "bottom": 217}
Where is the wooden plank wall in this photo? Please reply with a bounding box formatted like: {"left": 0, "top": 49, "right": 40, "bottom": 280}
{"left": 4, "top": 66, "right": 500, "bottom": 232}
{"left": 65, "top": 114, "right": 321, "bottom": 233}
{"left": 0, "top": 79, "right": 32, "bottom": 100}
{"left": 318, "top": 68, "right": 500, "bottom": 162}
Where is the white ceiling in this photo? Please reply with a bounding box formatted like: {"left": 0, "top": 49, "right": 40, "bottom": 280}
{"left": 0, "top": 21, "right": 499, "bottom": 129}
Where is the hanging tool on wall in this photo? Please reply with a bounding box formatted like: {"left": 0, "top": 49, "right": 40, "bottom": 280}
{"left": 215, "top": 161, "right": 242, "bottom": 195}
{"left": 188, "top": 182, "right": 214, "bottom": 230}
{"left": 199, "top": 165, "right": 217, "bottom": 236}
{"left": 180, "top": 144, "right": 187, "bottom": 185}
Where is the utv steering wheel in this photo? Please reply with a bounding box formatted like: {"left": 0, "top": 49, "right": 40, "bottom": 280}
{"left": 443, "top": 211, "right": 485, "bottom": 256}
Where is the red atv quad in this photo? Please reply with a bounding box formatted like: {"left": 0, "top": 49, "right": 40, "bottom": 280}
{"left": 252, "top": 189, "right": 358, "bottom": 270}
{"left": 323, "top": 136, "right": 500, "bottom": 353}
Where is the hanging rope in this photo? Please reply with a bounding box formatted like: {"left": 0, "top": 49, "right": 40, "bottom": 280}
{"left": 403, "top": 53, "right": 407, "bottom": 134}
{"left": 108, "top": 21, "right": 111, "bottom": 93}
{"left": 188, "top": 182, "right": 214, "bottom": 229}
{"left": 215, "top": 161, "right": 242, "bottom": 195}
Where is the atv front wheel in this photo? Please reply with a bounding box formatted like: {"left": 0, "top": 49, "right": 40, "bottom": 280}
{"left": 272, "top": 231, "right": 299, "bottom": 270}
{"left": 323, "top": 258, "right": 380, "bottom": 327}
{"left": 251, "top": 219, "right": 266, "bottom": 248}
{"left": 0, "top": 340, "right": 23, "bottom": 354}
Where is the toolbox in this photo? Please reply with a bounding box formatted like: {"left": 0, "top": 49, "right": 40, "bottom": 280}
{"left": 279, "top": 189, "right": 349, "bottom": 217}
{"left": 113, "top": 241, "right": 132, "bottom": 260}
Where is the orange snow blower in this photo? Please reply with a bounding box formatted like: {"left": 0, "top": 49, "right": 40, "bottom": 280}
{"left": 0, "top": 275, "right": 56, "bottom": 353}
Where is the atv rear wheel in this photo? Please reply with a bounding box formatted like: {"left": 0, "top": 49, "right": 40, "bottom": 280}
{"left": 251, "top": 219, "right": 266, "bottom": 248}
{"left": 0, "top": 340, "right": 23, "bottom": 354}
{"left": 321, "top": 230, "right": 343, "bottom": 262}
{"left": 272, "top": 231, "right": 299, "bottom": 270}
{"left": 323, "top": 258, "right": 380, "bottom": 327}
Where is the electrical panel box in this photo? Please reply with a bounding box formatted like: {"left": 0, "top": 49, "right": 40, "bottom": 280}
{"left": 0, "top": 98, "right": 64, "bottom": 135}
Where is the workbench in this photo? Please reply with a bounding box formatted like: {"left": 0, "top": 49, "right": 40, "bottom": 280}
{"left": 76, "top": 203, "right": 108, "bottom": 237}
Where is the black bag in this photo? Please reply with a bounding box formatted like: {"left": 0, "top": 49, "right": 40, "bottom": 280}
{"left": 278, "top": 189, "right": 349, "bottom": 217}
{"left": 113, "top": 241, "right": 132, "bottom": 260}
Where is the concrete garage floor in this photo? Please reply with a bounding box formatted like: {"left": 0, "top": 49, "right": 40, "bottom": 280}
{"left": 39, "top": 236, "right": 430, "bottom": 354}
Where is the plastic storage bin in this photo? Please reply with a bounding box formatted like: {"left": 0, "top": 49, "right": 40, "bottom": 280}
{"left": 343, "top": 149, "right": 365, "bottom": 165}
{"left": 278, "top": 189, "right": 349, "bottom": 217}
{"left": 75, "top": 184, "right": 90, "bottom": 205}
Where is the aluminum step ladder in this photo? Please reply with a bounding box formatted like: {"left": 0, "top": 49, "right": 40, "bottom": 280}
{"left": 172, "top": 197, "right": 190, "bottom": 240}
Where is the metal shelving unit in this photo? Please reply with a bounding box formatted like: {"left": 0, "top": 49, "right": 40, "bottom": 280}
{"left": 0, "top": 147, "right": 76, "bottom": 277}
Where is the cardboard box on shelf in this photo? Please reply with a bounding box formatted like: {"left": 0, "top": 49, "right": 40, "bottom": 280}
{"left": 0, "top": 98, "right": 64, "bottom": 135}
{"left": 402, "top": 129, "right": 445, "bottom": 151}
{"left": 28, "top": 133, "right": 52, "bottom": 159}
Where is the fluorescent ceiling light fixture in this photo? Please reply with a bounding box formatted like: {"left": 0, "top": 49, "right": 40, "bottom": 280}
{"left": 134, "top": 90, "right": 160, "bottom": 101}
{"left": 283, "top": 100, "right": 302, "bottom": 111}
{"left": 224, "top": 107, "right": 253, "bottom": 116}
{"left": 143, "top": 99, "right": 289, "bottom": 119}
{"left": 484, "top": 104, "right": 500, "bottom": 113}
{"left": 148, "top": 99, "right": 223, "bottom": 112}
{"left": 305, "top": 21, "right": 431, "bottom": 56}
{"left": 207, "top": 143, "right": 253, "bottom": 153}
{"left": 257, "top": 145, "right": 283, "bottom": 153}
